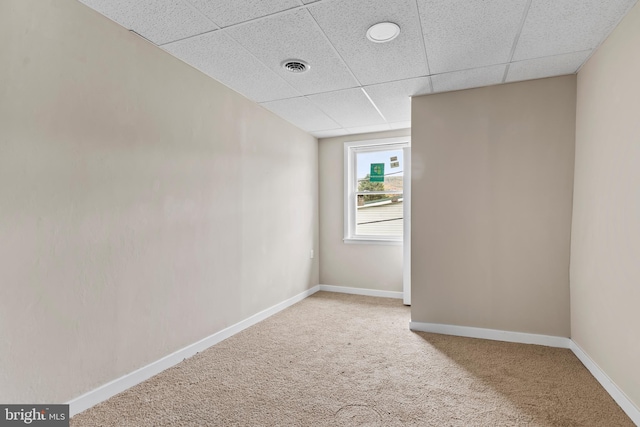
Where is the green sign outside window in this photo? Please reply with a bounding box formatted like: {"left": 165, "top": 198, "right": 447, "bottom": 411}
{"left": 370, "top": 163, "right": 385, "bottom": 182}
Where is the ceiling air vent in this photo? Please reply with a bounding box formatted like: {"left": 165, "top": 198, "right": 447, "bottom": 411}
{"left": 282, "top": 60, "right": 310, "bottom": 73}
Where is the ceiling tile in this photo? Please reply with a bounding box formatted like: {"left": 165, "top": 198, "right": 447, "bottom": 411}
{"left": 346, "top": 124, "right": 392, "bottom": 135}
{"left": 260, "top": 97, "right": 341, "bottom": 132}
{"left": 513, "top": 0, "right": 637, "bottom": 61}
{"left": 163, "top": 32, "right": 300, "bottom": 102}
{"left": 307, "top": 88, "right": 386, "bottom": 128}
{"left": 417, "top": 0, "right": 528, "bottom": 74}
{"left": 79, "top": 0, "right": 218, "bottom": 45}
{"left": 364, "top": 77, "right": 432, "bottom": 123}
{"left": 301, "top": 0, "right": 321, "bottom": 4}
{"left": 187, "top": 0, "right": 300, "bottom": 28}
{"left": 307, "top": 0, "right": 429, "bottom": 85}
{"left": 312, "top": 129, "right": 349, "bottom": 139}
{"left": 225, "top": 9, "right": 360, "bottom": 95}
{"left": 431, "top": 64, "right": 506, "bottom": 93}
{"left": 389, "top": 121, "right": 412, "bottom": 130}
{"left": 507, "top": 50, "right": 592, "bottom": 83}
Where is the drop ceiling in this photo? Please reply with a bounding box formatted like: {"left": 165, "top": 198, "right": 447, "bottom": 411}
{"left": 78, "top": 0, "right": 637, "bottom": 138}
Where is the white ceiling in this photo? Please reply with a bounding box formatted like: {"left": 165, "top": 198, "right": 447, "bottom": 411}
{"left": 78, "top": 0, "right": 637, "bottom": 138}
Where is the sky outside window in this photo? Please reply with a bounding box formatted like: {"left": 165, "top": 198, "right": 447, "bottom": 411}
{"left": 356, "top": 149, "right": 404, "bottom": 181}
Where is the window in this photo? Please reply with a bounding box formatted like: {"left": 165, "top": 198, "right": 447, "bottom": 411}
{"left": 344, "top": 138, "right": 410, "bottom": 244}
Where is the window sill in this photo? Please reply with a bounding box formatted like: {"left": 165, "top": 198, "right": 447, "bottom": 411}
{"left": 343, "top": 238, "right": 402, "bottom": 246}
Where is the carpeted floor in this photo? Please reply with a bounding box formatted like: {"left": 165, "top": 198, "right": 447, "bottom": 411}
{"left": 71, "top": 291, "right": 633, "bottom": 426}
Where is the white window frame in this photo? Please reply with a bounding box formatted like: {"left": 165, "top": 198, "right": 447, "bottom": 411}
{"left": 344, "top": 137, "right": 410, "bottom": 245}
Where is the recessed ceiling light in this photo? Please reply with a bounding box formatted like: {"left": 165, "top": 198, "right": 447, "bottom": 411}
{"left": 282, "top": 59, "right": 310, "bottom": 73}
{"left": 366, "top": 22, "right": 401, "bottom": 43}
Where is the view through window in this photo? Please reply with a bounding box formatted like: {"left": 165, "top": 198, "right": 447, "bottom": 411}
{"left": 355, "top": 149, "right": 404, "bottom": 237}
{"left": 344, "top": 139, "right": 409, "bottom": 243}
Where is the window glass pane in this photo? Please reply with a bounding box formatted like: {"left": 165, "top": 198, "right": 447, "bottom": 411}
{"left": 356, "top": 149, "right": 403, "bottom": 193}
{"left": 356, "top": 193, "right": 403, "bottom": 237}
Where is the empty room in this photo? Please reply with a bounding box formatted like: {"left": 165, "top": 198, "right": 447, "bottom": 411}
{"left": 1, "top": 0, "right": 638, "bottom": 425}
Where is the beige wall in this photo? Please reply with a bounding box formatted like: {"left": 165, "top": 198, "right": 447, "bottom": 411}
{"left": 572, "top": 2, "right": 640, "bottom": 409}
{"left": 411, "top": 76, "right": 576, "bottom": 337}
{"left": 319, "top": 130, "right": 409, "bottom": 292}
{"left": 0, "top": 0, "right": 318, "bottom": 403}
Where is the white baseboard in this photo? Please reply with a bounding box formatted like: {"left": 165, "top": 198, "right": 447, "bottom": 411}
{"left": 319, "top": 284, "right": 403, "bottom": 299}
{"left": 67, "top": 285, "right": 320, "bottom": 417}
{"left": 410, "top": 321, "right": 639, "bottom": 425}
{"left": 68, "top": 289, "right": 639, "bottom": 425}
{"left": 409, "top": 321, "right": 571, "bottom": 348}
{"left": 569, "top": 341, "right": 640, "bottom": 425}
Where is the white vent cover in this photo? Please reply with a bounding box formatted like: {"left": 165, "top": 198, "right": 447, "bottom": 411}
{"left": 282, "top": 60, "right": 310, "bottom": 73}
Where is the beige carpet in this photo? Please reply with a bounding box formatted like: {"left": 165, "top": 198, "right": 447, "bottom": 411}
{"left": 71, "top": 292, "right": 633, "bottom": 426}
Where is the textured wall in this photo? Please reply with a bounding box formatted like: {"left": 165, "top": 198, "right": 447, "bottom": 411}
{"left": 318, "top": 130, "right": 409, "bottom": 292}
{"left": 0, "top": 0, "right": 318, "bottom": 403}
{"left": 572, "top": 2, "right": 640, "bottom": 410}
{"left": 411, "top": 76, "right": 576, "bottom": 337}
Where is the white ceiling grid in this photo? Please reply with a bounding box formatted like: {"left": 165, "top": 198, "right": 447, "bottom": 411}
{"left": 307, "top": 0, "right": 430, "bottom": 85}
{"left": 506, "top": 50, "right": 593, "bottom": 83}
{"left": 418, "top": 0, "right": 529, "bottom": 74}
{"left": 432, "top": 64, "right": 507, "bottom": 93}
{"left": 512, "top": 0, "right": 637, "bottom": 61}
{"left": 78, "top": 0, "right": 638, "bottom": 138}
{"left": 306, "top": 87, "right": 387, "bottom": 129}
{"left": 364, "top": 77, "right": 432, "bottom": 123}
{"left": 260, "top": 97, "right": 341, "bottom": 132}
{"left": 187, "top": 0, "right": 301, "bottom": 28}
{"left": 163, "top": 31, "right": 301, "bottom": 102}
{"left": 225, "top": 8, "right": 360, "bottom": 95}
{"left": 78, "top": 0, "right": 218, "bottom": 45}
